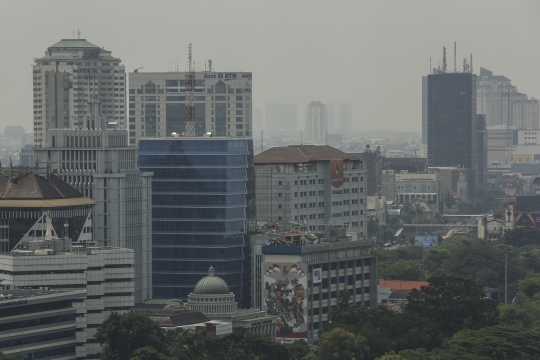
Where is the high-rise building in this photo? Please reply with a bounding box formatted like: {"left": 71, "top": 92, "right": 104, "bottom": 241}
{"left": 305, "top": 101, "right": 327, "bottom": 143}
{"left": 422, "top": 76, "right": 428, "bottom": 144}
{"left": 337, "top": 103, "right": 352, "bottom": 135}
{"left": 476, "top": 114, "right": 488, "bottom": 187}
{"left": 254, "top": 145, "right": 368, "bottom": 237}
{"left": 477, "top": 69, "right": 539, "bottom": 129}
{"left": 34, "top": 97, "right": 153, "bottom": 303}
{"left": 33, "top": 38, "right": 126, "bottom": 147}
{"left": 427, "top": 72, "right": 477, "bottom": 199}
{"left": 326, "top": 104, "right": 336, "bottom": 133}
{"left": 0, "top": 170, "right": 135, "bottom": 357}
{"left": 128, "top": 71, "right": 252, "bottom": 145}
{"left": 265, "top": 103, "right": 297, "bottom": 135}
{"left": 137, "top": 137, "right": 256, "bottom": 301}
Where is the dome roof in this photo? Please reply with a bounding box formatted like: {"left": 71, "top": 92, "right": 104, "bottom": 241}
{"left": 193, "top": 267, "right": 230, "bottom": 295}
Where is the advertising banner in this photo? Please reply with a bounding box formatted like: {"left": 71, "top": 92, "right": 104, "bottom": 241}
{"left": 313, "top": 267, "right": 322, "bottom": 284}
{"left": 330, "top": 159, "right": 344, "bottom": 188}
{"left": 414, "top": 235, "right": 439, "bottom": 247}
{"left": 262, "top": 262, "right": 307, "bottom": 342}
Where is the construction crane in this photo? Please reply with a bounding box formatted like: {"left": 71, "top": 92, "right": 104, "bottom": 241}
{"left": 133, "top": 67, "right": 143, "bottom": 73}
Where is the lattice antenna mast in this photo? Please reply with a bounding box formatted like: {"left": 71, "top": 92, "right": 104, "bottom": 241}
{"left": 454, "top": 41, "right": 457, "bottom": 73}
{"left": 442, "top": 47, "right": 447, "bottom": 73}
{"left": 185, "top": 43, "right": 196, "bottom": 137}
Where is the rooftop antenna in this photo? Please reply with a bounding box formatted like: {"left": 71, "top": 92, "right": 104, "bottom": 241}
{"left": 73, "top": 30, "right": 75, "bottom": 39}
{"left": 77, "top": 28, "right": 80, "bottom": 39}
{"left": 209, "top": 59, "right": 213, "bottom": 72}
{"left": 470, "top": 53, "right": 473, "bottom": 74}
{"left": 184, "top": 43, "right": 196, "bottom": 137}
{"left": 454, "top": 41, "right": 457, "bottom": 73}
{"left": 442, "top": 47, "right": 447, "bottom": 73}
{"left": 463, "top": 58, "right": 467, "bottom": 73}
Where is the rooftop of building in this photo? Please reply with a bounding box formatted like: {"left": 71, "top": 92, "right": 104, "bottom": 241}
{"left": 0, "top": 169, "right": 95, "bottom": 208}
{"left": 379, "top": 280, "right": 429, "bottom": 291}
{"left": 49, "top": 39, "right": 100, "bottom": 49}
{"left": 148, "top": 311, "right": 211, "bottom": 327}
{"left": 261, "top": 238, "right": 375, "bottom": 255}
{"left": 0, "top": 171, "right": 82, "bottom": 200}
{"left": 255, "top": 144, "right": 359, "bottom": 164}
{"left": 0, "top": 288, "right": 86, "bottom": 301}
{"left": 193, "top": 267, "right": 230, "bottom": 295}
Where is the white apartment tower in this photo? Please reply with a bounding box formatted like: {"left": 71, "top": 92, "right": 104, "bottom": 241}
{"left": 306, "top": 101, "right": 327, "bottom": 143}
{"left": 477, "top": 71, "right": 540, "bottom": 129}
{"left": 34, "top": 96, "right": 153, "bottom": 303}
{"left": 33, "top": 38, "right": 126, "bottom": 147}
{"left": 128, "top": 70, "right": 252, "bottom": 145}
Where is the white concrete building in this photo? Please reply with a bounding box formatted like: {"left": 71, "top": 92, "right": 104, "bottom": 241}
{"left": 0, "top": 244, "right": 135, "bottom": 358}
{"left": 254, "top": 145, "right": 367, "bottom": 237}
{"left": 34, "top": 97, "right": 153, "bottom": 303}
{"left": 33, "top": 39, "right": 126, "bottom": 147}
{"left": 0, "top": 289, "right": 87, "bottom": 359}
{"left": 305, "top": 101, "right": 327, "bottom": 143}
{"left": 128, "top": 70, "right": 252, "bottom": 145}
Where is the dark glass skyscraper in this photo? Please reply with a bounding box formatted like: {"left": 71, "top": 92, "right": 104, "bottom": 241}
{"left": 427, "top": 72, "right": 477, "bottom": 198}
{"left": 138, "top": 137, "right": 255, "bottom": 300}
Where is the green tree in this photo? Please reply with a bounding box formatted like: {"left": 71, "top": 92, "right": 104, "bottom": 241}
{"left": 518, "top": 272, "right": 540, "bottom": 298}
{"left": 501, "top": 227, "right": 540, "bottom": 247}
{"left": 379, "top": 259, "right": 426, "bottom": 281}
{"left": 444, "top": 325, "right": 540, "bottom": 359}
{"left": 407, "top": 276, "right": 498, "bottom": 335}
{"left": 130, "top": 346, "right": 173, "bottom": 360}
{"left": 317, "top": 328, "right": 368, "bottom": 360}
{"left": 95, "top": 311, "right": 169, "bottom": 360}
{"left": 287, "top": 340, "right": 311, "bottom": 360}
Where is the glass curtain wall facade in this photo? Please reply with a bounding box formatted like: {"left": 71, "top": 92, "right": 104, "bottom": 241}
{"left": 138, "top": 137, "right": 255, "bottom": 300}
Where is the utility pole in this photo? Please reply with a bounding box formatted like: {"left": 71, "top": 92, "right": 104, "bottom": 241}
{"left": 505, "top": 252, "right": 508, "bottom": 305}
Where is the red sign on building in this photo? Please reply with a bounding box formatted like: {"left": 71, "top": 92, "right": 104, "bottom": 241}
{"left": 330, "top": 159, "right": 344, "bottom": 188}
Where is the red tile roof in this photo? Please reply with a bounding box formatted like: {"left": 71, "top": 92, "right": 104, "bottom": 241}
{"left": 254, "top": 145, "right": 359, "bottom": 164}
{"left": 379, "top": 280, "right": 429, "bottom": 291}
{"left": 0, "top": 173, "right": 83, "bottom": 200}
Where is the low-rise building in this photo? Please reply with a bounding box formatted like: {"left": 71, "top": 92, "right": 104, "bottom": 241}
{"left": 0, "top": 289, "right": 86, "bottom": 359}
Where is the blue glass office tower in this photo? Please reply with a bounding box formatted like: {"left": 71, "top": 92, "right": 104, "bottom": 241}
{"left": 138, "top": 137, "right": 255, "bottom": 300}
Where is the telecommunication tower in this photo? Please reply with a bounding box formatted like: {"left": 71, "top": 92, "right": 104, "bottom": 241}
{"left": 185, "top": 43, "right": 196, "bottom": 137}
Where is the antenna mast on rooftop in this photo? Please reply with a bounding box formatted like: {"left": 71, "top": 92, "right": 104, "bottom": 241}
{"left": 185, "top": 43, "right": 196, "bottom": 137}
{"left": 442, "top": 47, "right": 447, "bottom": 73}
{"left": 454, "top": 41, "right": 457, "bottom": 73}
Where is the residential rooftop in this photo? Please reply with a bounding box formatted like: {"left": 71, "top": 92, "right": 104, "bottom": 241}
{"left": 255, "top": 145, "right": 359, "bottom": 164}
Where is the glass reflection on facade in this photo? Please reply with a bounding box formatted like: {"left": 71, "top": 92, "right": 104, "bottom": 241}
{"left": 138, "top": 137, "right": 255, "bottom": 300}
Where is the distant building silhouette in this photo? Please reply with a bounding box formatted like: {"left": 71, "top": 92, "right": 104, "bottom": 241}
{"left": 305, "top": 101, "right": 327, "bottom": 143}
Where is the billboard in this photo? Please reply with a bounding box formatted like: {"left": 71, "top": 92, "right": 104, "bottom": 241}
{"left": 330, "top": 159, "right": 344, "bottom": 188}
{"left": 313, "top": 267, "right": 322, "bottom": 284}
{"left": 263, "top": 262, "right": 307, "bottom": 342}
{"left": 414, "top": 235, "right": 439, "bottom": 247}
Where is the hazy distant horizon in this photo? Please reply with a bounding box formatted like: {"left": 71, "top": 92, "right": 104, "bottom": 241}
{"left": 1, "top": 0, "right": 539, "bottom": 135}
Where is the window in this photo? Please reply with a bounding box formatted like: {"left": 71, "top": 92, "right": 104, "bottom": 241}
{"left": 318, "top": 202, "right": 325, "bottom": 207}
{"left": 318, "top": 179, "right": 324, "bottom": 184}
{"left": 318, "top": 190, "right": 325, "bottom": 196}
{"left": 278, "top": 193, "right": 282, "bottom": 197}
{"left": 278, "top": 181, "right": 282, "bottom": 185}
{"left": 278, "top": 204, "right": 283, "bottom": 209}
{"left": 278, "top": 216, "right": 283, "bottom": 220}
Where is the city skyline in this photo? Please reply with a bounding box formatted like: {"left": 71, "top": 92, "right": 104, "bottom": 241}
{"left": 1, "top": 1, "right": 540, "bottom": 134}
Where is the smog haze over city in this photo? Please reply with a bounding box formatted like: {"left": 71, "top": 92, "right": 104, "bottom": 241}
{"left": 1, "top": 0, "right": 540, "bottom": 133}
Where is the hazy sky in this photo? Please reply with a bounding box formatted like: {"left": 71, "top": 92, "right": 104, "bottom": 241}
{"left": 1, "top": 0, "right": 540, "bottom": 134}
